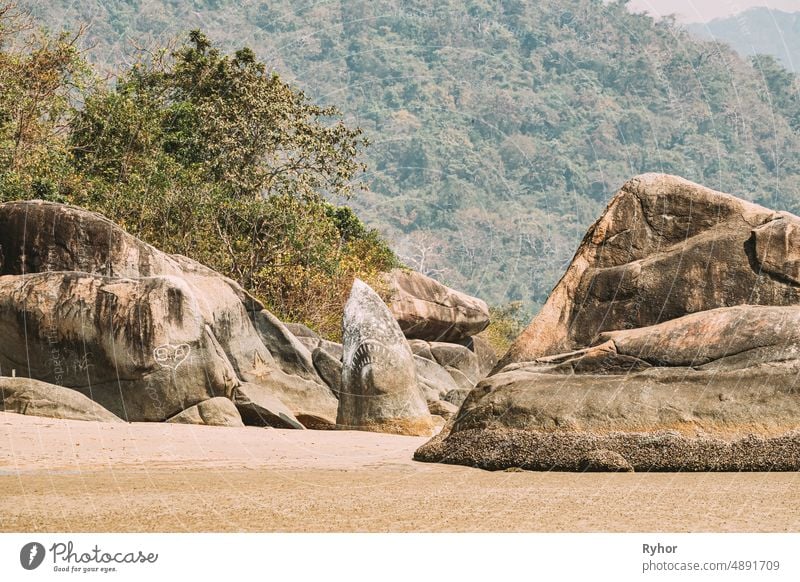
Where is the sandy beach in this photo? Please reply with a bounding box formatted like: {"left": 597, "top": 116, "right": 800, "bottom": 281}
{"left": 0, "top": 411, "right": 798, "bottom": 532}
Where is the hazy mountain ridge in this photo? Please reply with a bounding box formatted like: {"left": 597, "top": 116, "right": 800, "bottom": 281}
{"left": 19, "top": 0, "right": 800, "bottom": 315}
{"left": 687, "top": 8, "right": 800, "bottom": 72}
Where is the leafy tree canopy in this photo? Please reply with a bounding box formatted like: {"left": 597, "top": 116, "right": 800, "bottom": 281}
{"left": 0, "top": 9, "right": 397, "bottom": 339}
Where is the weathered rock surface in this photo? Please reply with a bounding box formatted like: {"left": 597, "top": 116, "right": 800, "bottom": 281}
{"left": 338, "top": 279, "right": 434, "bottom": 436}
{"left": 418, "top": 175, "right": 800, "bottom": 471}
{"left": 443, "top": 388, "right": 471, "bottom": 408}
{"left": 0, "top": 271, "right": 239, "bottom": 421}
{"left": 250, "top": 310, "right": 324, "bottom": 384}
{"left": 0, "top": 377, "right": 123, "bottom": 423}
{"left": 419, "top": 306, "right": 800, "bottom": 470}
{"left": 444, "top": 366, "right": 475, "bottom": 392}
{"left": 416, "top": 426, "right": 800, "bottom": 472}
{"left": 385, "top": 269, "right": 490, "bottom": 343}
{"left": 0, "top": 200, "right": 335, "bottom": 426}
{"left": 496, "top": 173, "right": 800, "bottom": 370}
{"left": 429, "top": 342, "right": 481, "bottom": 385}
{"left": 240, "top": 368, "right": 337, "bottom": 429}
{"left": 413, "top": 355, "right": 460, "bottom": 402}
{"left": 285, "top": 323, "right": 320, "bottom": 341}
{"left": 579, "top": 450, "right": 634, "bottom": 472}
{"left": 457, "top": 336, "right": 497, "bottom": 378}
{"left": 439, "top": 355, "right": 800, "bottom": 439}
{"left": 408, "top": 339, "right": 435, "bottom": 361}
{"left": 317, "top": 339, "right": 344, "bottom": 362}
{"left": 312, "top": 346, "right": 343, "bottom": 398}
{"left": 232, "top": 383, "right": 304, "bottom": 429}
{"left": 598, "top": 305, "right": 800, "bottom": 368}
{"left": 166, "top": 397, "right": 243, "bottom": 427}
{"left": 427, "top": 399, "right": 458, "bottom": 420}
{"left": 408, "top": 338, "right": 491, "bottom": 402}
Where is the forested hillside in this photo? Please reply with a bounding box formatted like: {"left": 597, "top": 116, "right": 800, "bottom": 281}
{"left": 688, "top": 8, "right": 800, "bottom": 72}
{"left": 20, "top": 0, "right": 800, "bottom": 316}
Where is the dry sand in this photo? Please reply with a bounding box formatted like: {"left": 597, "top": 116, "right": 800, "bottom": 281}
{"left": 1, "top": 411, "right": 798, "bottom": 532}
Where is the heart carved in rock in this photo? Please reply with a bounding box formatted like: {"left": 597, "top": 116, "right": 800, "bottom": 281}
{"left": 153, "top": 343, "right": 191, "bottom": 370}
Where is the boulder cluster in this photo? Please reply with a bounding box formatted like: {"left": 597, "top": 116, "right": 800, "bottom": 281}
{"left": 7, "top": 174, "right": 797, "bottom": 472}
{"left": 0, "top": 200, "right": 491, "bottom": 436}
{"left": 416, "top": 174, "right": 800, "bottom": 471}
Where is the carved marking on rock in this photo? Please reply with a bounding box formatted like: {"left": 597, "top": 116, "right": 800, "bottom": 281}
{"left": 154, "top": 343, "right": 191, "bottom": 370}
{"left": 250, "top": 350, "right": 272, "bottom": 376}
{"left": 349, "top": 340, "right": 393, "bottom": 374}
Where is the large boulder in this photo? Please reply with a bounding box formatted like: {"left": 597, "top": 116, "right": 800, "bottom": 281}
{"left": 235, "top": 367, "right": 335, "bottom": 429}
{"left": 0, "top": 377, "right": 123, "bottom": 423}
{"left": 0, "top": 201, "right": 335, "bottom": 426}
{"left": 0, "top": 272, "right": 239, "bottom": 421}
{"left": 417, "top": 175, "right": 800, "bottom": 471}
{"left": 250, "top": 310, "right": 322, "bottom": 383}
{"left": 416, "top": 352, "right": 800, "bottom": 471}
{"left": 385, "top": 269, "right": 490, "bottom": 343}
{"left": 496, "top": 173, "right": 800, "bottom": 370}
{"left": 597, "top": 305, "right": 800, "bottom": 368}
{"left": 166, "top": 397, "right": 244, "bottom": 427}
{"left": 337, "top": 279, "right": 434, "bottom": 436}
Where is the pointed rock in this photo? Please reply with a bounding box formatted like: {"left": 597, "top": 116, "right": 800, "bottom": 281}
{"left": 338, "top": 279, "right": 434, "bottom": 436}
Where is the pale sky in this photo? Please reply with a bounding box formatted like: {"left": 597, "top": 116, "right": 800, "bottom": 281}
{"left": 626, "top": 0, "right": 800, "bottom": 22}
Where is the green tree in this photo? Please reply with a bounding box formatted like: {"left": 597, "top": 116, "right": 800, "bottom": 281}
{"left": 0, "top": 2, "right": 91, "bottom": 201}
{"left": 68, "top": 31, "right": 397, "bottom": 337}
{"left": 752, "top": 54, "right": 800, "bottom": 131}
{"left": 72, "top": 30, "right": 367, "bottom": 201}
{"left": 0, "top": 16, "right": 397, "bottom": 338}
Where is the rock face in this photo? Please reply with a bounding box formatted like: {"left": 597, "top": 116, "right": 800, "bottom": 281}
{"left": 338, "top": 279, "right": 434, "bottom": 436}
{"left": 427, "top": 399, "right": 458, "bottom": 420}
{"left": 0, "top": 377, "right": 123, "bottom": 423}
{"left": 417, "top": 351, "right": 800, "bottom": 470}
{"left": 417, "top": 175, "right": 800, "bottom": 471}
{"left": 0, "top": 272, "right": 240, "bottom": 421}
{"left": 166, "top": 397, "right": 244, "bottom": 427}
{"left": 385, "top": 269, "right": 490, "bottom": 343}
{"left": 457, "top": 336, "right": 497, "bottom": 378}
{"left": 0, "top": 201, "right": 335, "bottom": 426}
{"left": 408, "top": 338, "right": 490, "bottom": 401}
{"left": 312, "top": 347, "right": 343, "bottom": 398}
{"left": 428, "top": 342, "right": 481, "bottom": 385}
{"left": 579, "top": 450, "right": 634, "bottom": 473}
{"left": 414, "top": 355, "right": 461, "bottom": 402}
{"left": 443, "top": 388, "right": 471, "bottom": 407}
